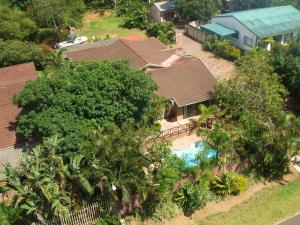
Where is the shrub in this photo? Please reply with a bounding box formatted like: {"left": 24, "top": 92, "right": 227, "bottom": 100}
{"left": 204, "top": 35, "right": 241, "bottom": 61}
{"left": 211, "top": 172, "right": 248, "bottom": 196}
{"left": 0, "top": 40, "right": 53, "bottom": 70}
{"left": 173, "top": 181, "right": 209, "bottom": 216}
{"left": 122, "top": 1, "right": 148, "bottom": 30}
{"left": 146, "top": 21, "right": 176, "bottom": 45}
{"left": 0, "top": 202, "right": 27, "bottom": 225}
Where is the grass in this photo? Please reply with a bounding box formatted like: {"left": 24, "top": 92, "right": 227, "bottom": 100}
{"left": 198, "top": 175, "right": 300, "bottom": 225}
{"left": 78, "top": 10, "right": 146, "bottom": 40}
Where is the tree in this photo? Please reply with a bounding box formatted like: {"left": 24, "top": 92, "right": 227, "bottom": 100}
{"left": 1, "top": 123, "right": 176, "bottom": 223}
{"left": 27, "top": 0, "right": 86, "bottom": 39}
{"left": 270, "top": 39, "right": 300, "bottom": 98}
{"left": 230, "top": 0, "right": 271, "bottom": 11}
{"left": 175, "top": 0, "right": 221, "bottom": 22}
{"left": 0, "top": 40, "right": 53, "bottom": 69}
{"left": 1, "top": 136, "right": 71, "bottom": 223}
{"left": 214, "top": 49, "right": 287, "bottom": 121}
{"left": 122, "top": 0, "right": 149, "bottom": 29}
{"left": 0, "top": 4, "right": 37, "bottom": 41}
{"left": 13, "top": 60, "right": 160, "bottom": 152}
{"left": 146, "top": 21, "right": 176, "bottom": 45}
{"left": 198, "top": 49, "right": 300, "bottom": 179}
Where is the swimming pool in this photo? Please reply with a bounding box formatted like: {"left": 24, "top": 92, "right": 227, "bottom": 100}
{"left": 172, "top": 141, "right": 216, "bottom": 168}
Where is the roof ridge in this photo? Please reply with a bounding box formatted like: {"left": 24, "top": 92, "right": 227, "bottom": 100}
{"left": 119, "top": 39, "right": 148, "bottom": 65}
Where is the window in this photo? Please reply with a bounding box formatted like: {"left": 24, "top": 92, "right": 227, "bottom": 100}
{"left": 244, "top": 36, "right": 254, "bottom": 47}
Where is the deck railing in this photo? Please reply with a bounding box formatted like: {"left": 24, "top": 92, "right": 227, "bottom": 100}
{"left": 158, "top": 122, "right": 196, "bottom": 140}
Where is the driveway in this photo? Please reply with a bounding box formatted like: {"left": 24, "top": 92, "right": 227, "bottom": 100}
{"left": 175, "top": 30, "right": 235, "bottom": 80}
{"left": 277, "top": 213, "right": 300, "bottom": 225}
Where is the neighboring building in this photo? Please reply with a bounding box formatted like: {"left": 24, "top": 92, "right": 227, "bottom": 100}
{"left": 65, "top": 38, "right": 216, "bottom": 122}
{"left": 192, "top": 5, "right": 300, "bottom": 50}
{"left": 65, "top": 38, "right": 179, "bottom": 69}
{"left": 0, "top": 62, "right": 36, "bottom": 150}
{"left": 150, "top": 0, "right": 178, "bottom": 22}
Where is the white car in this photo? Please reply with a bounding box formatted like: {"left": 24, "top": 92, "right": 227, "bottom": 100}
{"left": 55, "top": 36, "right": 88, "bottom": 49}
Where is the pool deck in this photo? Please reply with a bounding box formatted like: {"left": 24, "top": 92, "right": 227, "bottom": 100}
{"left": 171, "top": 132, "right": 202, "bottom": 150}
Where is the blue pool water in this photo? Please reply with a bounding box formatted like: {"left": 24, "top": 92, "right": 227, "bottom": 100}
{"left": 172, "top": 141, "right": 217, "bottom": 168}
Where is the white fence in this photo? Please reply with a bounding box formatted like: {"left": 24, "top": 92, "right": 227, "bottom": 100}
{"left": 0, "top": 147, "right": 23, "bottom": 168}
{"left": 33, "top": 203, "right": 101, "bottom": 225}
{"left": 186, "top": 21, "right": 208, "bottom": 44}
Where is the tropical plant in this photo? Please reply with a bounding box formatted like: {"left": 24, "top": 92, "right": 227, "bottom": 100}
{"left": 211, "top": 172, "right": 248, "bottom": 196}
{"left": 198, "top": 104, "right": 220, "bottom": 129}
{"left": 0, "top": 202, "right": 26, "bottom": 225}
{"left": 173, "top": 181, "right": 209, "bottom": 216}
{"left": 1, "top": 136, "right": 71, "bottom": 222}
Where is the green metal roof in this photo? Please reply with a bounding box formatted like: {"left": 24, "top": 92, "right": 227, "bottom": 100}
{"left": 214, "top": 5, "right": 300, "bottom": 37}
{"left": 201, "top": 23, "right": 237, "bottom": 37}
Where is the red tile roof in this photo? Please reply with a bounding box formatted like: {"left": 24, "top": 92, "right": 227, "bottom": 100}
{"left": 0, "top": 62, "right": 36, "bottom": 149}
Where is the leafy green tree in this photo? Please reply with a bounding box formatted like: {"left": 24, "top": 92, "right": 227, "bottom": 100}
{"left": 0, "top": 40, "right": 53, "bottom": 69}
{"left": 27, "top": 0, "right": 86, "bottom": 39}
{"left": 122, "top": 0, "right": 149, "bottom": 29}
{"left": 146, "top": 21, "right": 176, "bottom": 45}
{"left": 229, "top": 0, "right": 271, "bottom": 11}
{"left": 270, "top": 39, "right": 300, "bottom": 98}
{"left": 199, "top": 49, "right": 300, "bottom": 179}
{"left": 13, "top": 60, "right": 160, "bottom": 152}
{"left": 214, "top": 49, "right": 287, "bottom": 120}
{"left": 272, "top": 0, "right": 300, "bottom": 7}
{"left": 0, "top": 4, "right": 37, "bottom": 41}
{"left": 175, "top": 0, "right": 221, "bottom": 22}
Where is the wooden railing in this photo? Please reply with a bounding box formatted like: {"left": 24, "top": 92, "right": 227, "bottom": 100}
{"left": 155, "top": 122, "right": 197, "bottom": 141}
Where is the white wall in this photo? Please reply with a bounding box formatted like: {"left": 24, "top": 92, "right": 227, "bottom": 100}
{"left": 212, "top": 16, "right": 257, "bottom": 50}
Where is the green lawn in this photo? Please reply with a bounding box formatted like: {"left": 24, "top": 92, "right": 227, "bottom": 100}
{"left": 198, "top": 176, "right": 300, "bottom": 225}
{"left": 78, "top": 10, "right": 146, "bottom": 40}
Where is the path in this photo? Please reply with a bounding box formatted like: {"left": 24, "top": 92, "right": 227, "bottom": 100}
{"left": 175, "top": 30, "right": 235, "bottom": 80}
{"left": 277, "top": 213, "right": 300, "bottom": 225}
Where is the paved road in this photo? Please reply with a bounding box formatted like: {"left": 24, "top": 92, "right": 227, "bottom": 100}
{"left": 278, "top": 213, "right": 300, "bottom": 225}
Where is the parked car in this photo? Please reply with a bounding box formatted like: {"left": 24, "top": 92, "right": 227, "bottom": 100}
{"left": 55, "top": 36, "right": 88, "bottom": 49}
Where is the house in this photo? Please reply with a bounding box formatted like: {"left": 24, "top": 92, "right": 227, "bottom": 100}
{"left": 0, "top": 62, "right": 36, "bottom": 150}
{"left": 191, "top": 5, "right": 300, "bottom": 50}
{"left": 64, "top": 38, "right": 216, "bottom": 122}
{"left": 151, "top": 56, "right": 216, "bottom": 121}
{"left": 150, "top": 0, "right": 178, "bottom": 22}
